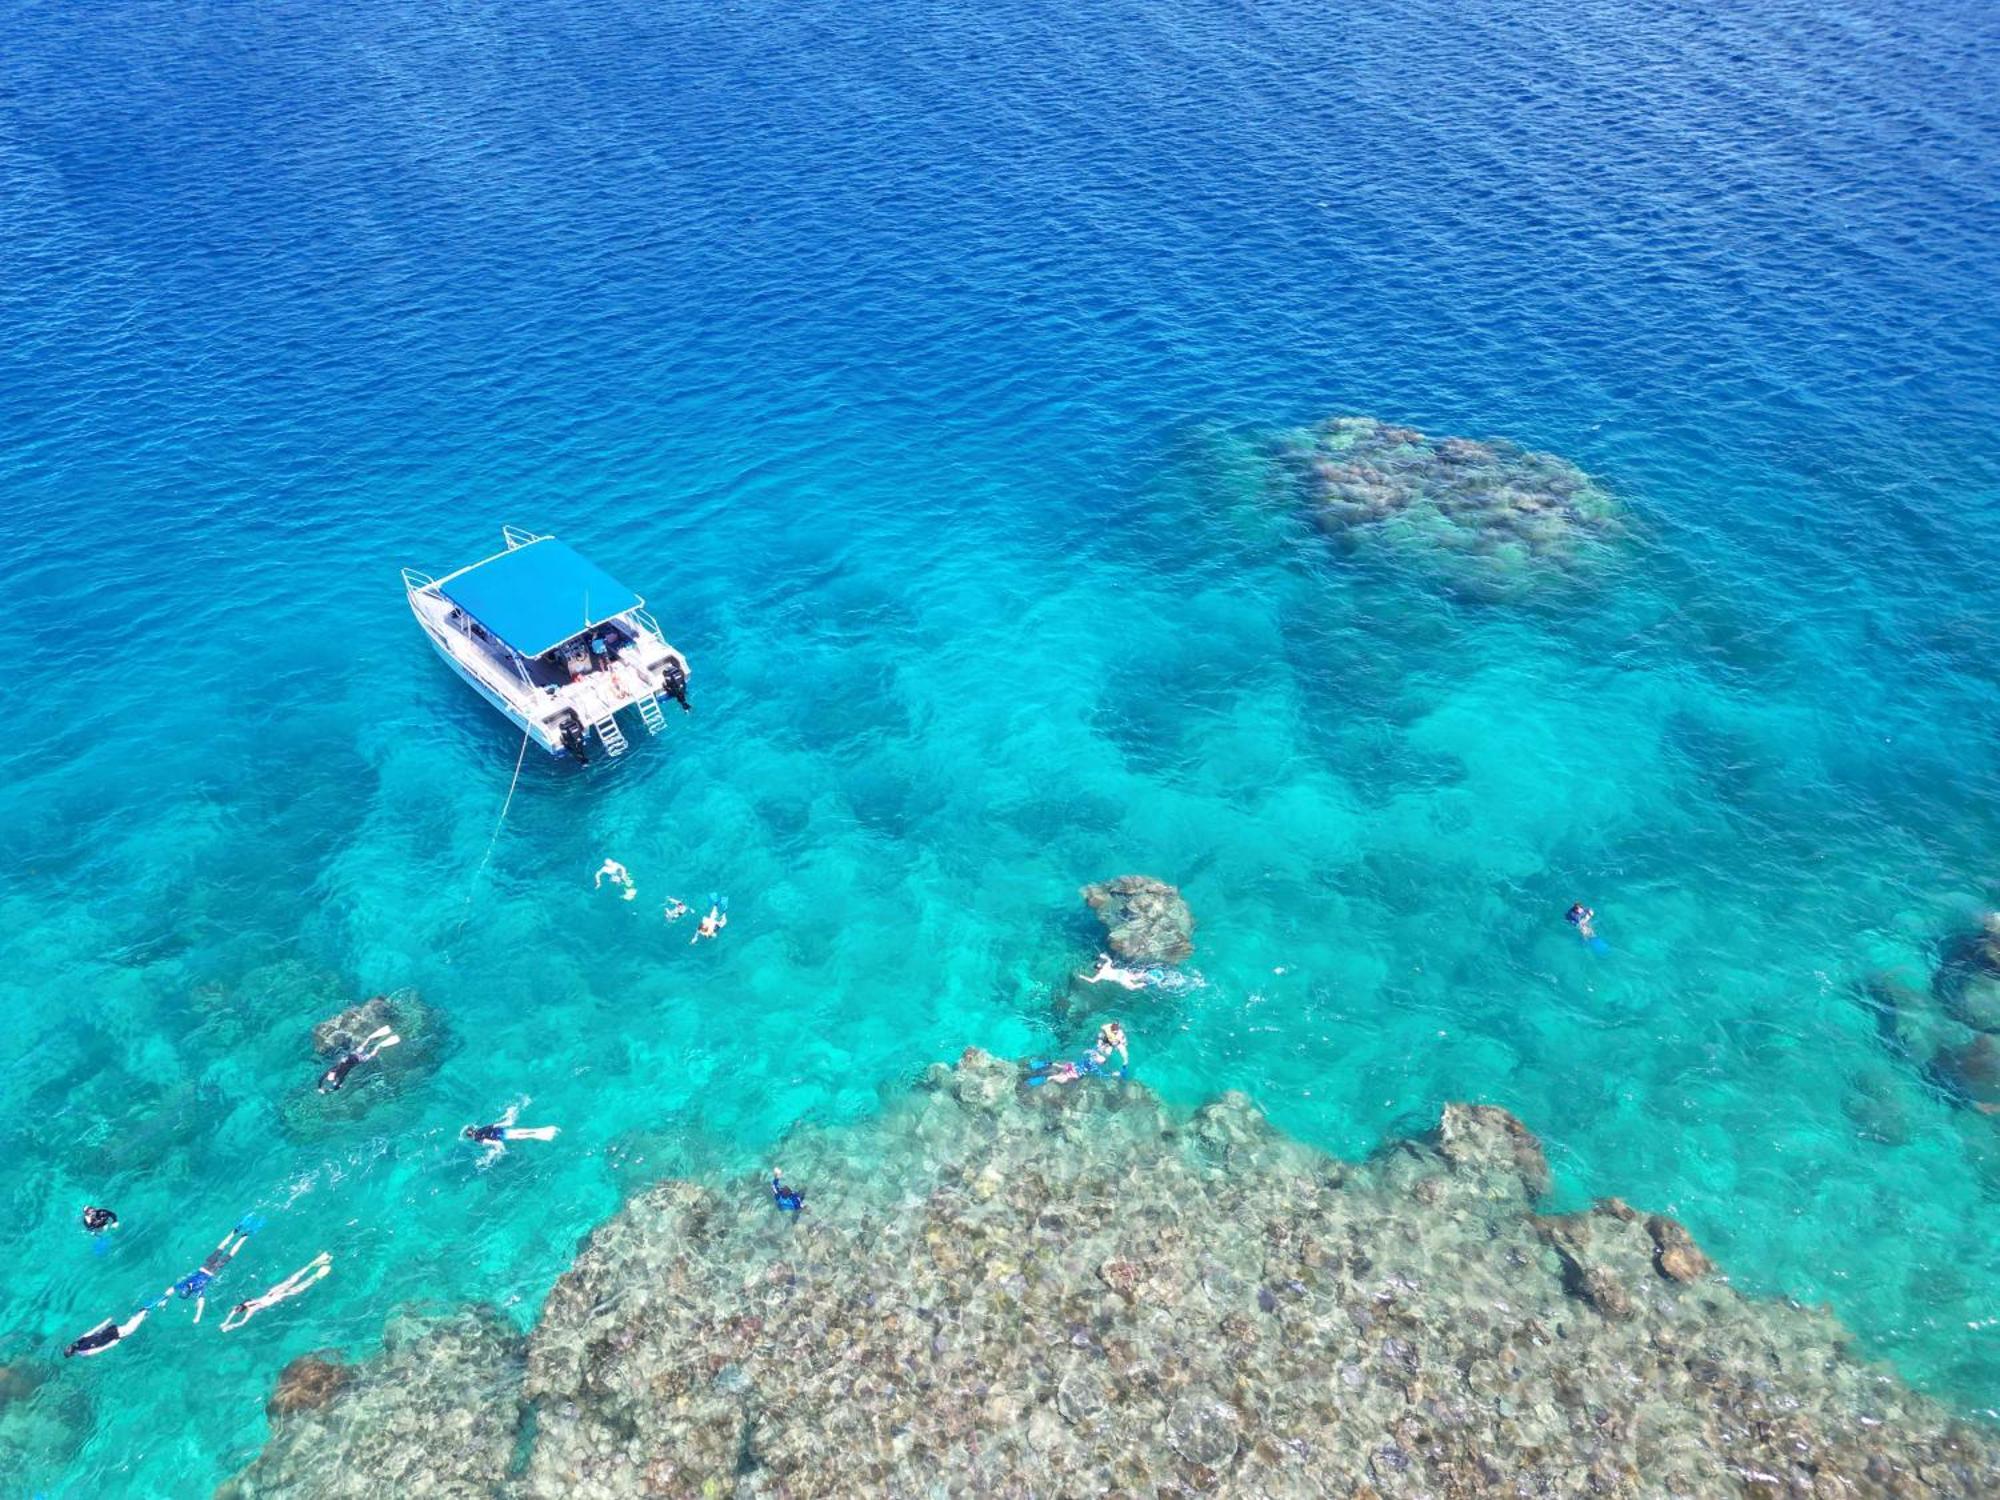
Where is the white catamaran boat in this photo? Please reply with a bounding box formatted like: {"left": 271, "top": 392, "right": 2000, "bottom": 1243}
{"left": 401, "top": 527, "right": 690, "bottom": 762}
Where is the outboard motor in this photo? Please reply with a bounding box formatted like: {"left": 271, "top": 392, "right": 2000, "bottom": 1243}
{"left": 662, "top": 659, "right": 691, "bottom": 713}
{"left": 558, "top": 713, "right": 590, "bottom": 763}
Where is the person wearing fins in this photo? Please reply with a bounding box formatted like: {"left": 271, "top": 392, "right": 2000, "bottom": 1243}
{"left": 317, "top": 1024, "right": 401, "bottom": 1094}
{"left": 1564, "top": 903, "right": 1596, "bottom": 941}
{"left": 64, "top": 1305, "right": 151, "bottom": 1359}
{"left": 691, "top": 896, "right": 728, "bottom": 945}
{"left": 595, "top": 858, "right": 637, "bottom": 901}
{"left": 464, "top": 1102, "right": 561, "bottom": 1162}
{"left": 166, "top": 1218, "right": 261, "bottom": 1324}
{"left": 770, "top": 1167, "right": 805, "bottom": 1213}
{"left": 222, "top": 1252, "right": 332, "bottom": 1332}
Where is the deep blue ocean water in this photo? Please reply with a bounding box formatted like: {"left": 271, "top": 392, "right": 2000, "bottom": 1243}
{"left": 3, "top": 0, "right": 1999, "bottom": 1490}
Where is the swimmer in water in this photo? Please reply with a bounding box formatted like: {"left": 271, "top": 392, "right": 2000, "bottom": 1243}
{"left": 221, "top": 1252, "right": 331, "bottom": 1332}
{"left": 663, "top": 898, "right": 689, "bottom": 922}
{"left": 1565, "top": 903, "right": 1596, "bottom": 940}
{"left": 64, "top": 1305, "right": 152, "bottom": 1359}
{"left": 317, "top": 1025, "right": 401, "bottom": 1094}
{"left": 1077, "top": 952, "right": 1147, "bottom": 990}
{"left": 464, "top": 1102, "right": 560, "bottom": 1161}
{"left": 81, "top": 1205, "right": 118, "bottom": 1234}
{"left": 690, "top": 901, "right": 727, "bottom": 945}
{"left": 595, "top": 858, "right": 637, "bottom": 901}
{"left": 1091, "top": 1021, "right": 1129, "bottom": 1069}
{"left": 770, "top": 1167, "right": 806, "bottom": 1213}
{"left": 168, "top": 1222, "right": 257, "bottom": 1324}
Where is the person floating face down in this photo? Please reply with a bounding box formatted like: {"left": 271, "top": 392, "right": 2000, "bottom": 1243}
{"left": 1565, "top": 903, "right": 1596, "bottom": 940}
{"left": 770, "top": 1168, "right": 805, "bottom": 1213}
{"left": 317, "top": 1024, "right": 401, "bottom": 1094}
{"left": 64, "top": 1305, "right": 149, "bottom": 1359}
{"left": 168, "top": 1221, "right": 258, "bottom": 1324}
{"left": 464, "top": 1102, "right": 560, "bottom": 1162}
{"left": 221, "top": 1252, "right": 332, "bottom": 1332}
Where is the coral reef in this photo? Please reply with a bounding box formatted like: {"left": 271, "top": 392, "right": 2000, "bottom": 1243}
{"left": 232, "top": 1051, "right": 2000, "bottom": 1497}
{"left": 1866, "top": 914, "right": 2000, "bottom": 1115}
{"left": 221, "top": 1306, "right": 523, "bottom": 1499}
{"left": 1270, "top": 415, "right": 1623, "bottom": 597}
{"left": 280, "top": 989, "right": 451, "bottom": 1139}
{"left": 1080, "top": 875, "right": 1194, "bottom": 964}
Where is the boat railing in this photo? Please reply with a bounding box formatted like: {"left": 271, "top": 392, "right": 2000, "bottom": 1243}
{"left": 630, "top": 605, "right": 663, "bottom": 639}
{"left": 401, "top": 566, "right": 437, "bottom": 593}
{"left": 502, "top": 525, "right": 550, "bottom": 551}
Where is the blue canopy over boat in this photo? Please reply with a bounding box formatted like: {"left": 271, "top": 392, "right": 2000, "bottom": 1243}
{"left": 438, "top": 538, "right": 643, "bottom": 657}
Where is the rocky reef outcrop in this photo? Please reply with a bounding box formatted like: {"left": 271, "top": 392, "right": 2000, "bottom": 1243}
{"left": 279, "top": 989, "right": 451, "bottom": 1139}
{"left": 230, "top": 1050, "right": 2000, "bottom": 1497}
{"left": 1271, "top": 415, "right": 1623, "bottom": 597}
{"left": 220, "top": 1306, "right": 524, "bottom": 1499}
{"left": 1080, "top": 875, "right": 1194, "bottom": 964}
{"left": 1867, "top": 913, "right": 2000, "bottom": 1116}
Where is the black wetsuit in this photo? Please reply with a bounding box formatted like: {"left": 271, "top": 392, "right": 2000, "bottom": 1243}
{"left": 318, "top": 1052, "right": 362, "bottom": 1094}
{"left": 65, "top": 1323, "right": 123, "bottom": 1358}
{"left": 470, "top": 1124, "right": 505, "bottom": 1144}
{"left": 82, "top": 1206, "right": 117, "bottom": 1233}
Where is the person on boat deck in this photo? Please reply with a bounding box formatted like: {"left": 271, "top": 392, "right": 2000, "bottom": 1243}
{"left": 465, "top": 1103, "right": 560, "bottom": 1161}
{"left": 595, "top": 858, "right": 637, "bottom": 901}
{"left": 169, "top": 1222, "right": 256, "bottom": 1324}
{"left": 317, "top": 1024, "right": 401, "bottom": 1094}
{"left": 222, "top": 1253, "right": 331, "bottom": 1332}
{"left": 770, "top": 1168, "right": 805, "bottom": 1213}
{"left": 81, "top": 1205, "right": 118, "bottom": 1234}
{"left": 690, "top": 902, "right": 727, "bottom": 945}
{"left": 1077, "top": 952, "right": 1148, "bottom": 990}
{"left": 589, "top": 629, "right": 621, "bottom": 672}
{"left": 64, "top": 1305, "right": 151, "bottom": 1359}
{"left": 1565, "top": 903, "right": 1596, "bottom": 940}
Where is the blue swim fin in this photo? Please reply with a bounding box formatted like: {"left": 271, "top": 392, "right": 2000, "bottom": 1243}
{"left": 1586, "top": 937, "right": 1610, "bottom": 954}
{"left": 236, "top": 1213, "right": 267, "bottom": 1234}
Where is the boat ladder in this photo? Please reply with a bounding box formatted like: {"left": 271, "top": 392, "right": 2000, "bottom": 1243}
{"left": 593, "top": 714, "right": 630, "bottom": 758}
{"left": 635, "top": 693, "right": 667, "bottom": 736}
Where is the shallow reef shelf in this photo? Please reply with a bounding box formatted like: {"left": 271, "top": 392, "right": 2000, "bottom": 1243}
{"left": 227, "top": 1052, "right": 1999, "bottom": 1498}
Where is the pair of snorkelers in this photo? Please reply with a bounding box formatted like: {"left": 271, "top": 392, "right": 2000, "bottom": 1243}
{"left": 1028, "top": 1021, "right": 1129, "bottom": 1087}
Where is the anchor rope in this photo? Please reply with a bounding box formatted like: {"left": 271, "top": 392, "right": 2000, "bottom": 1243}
{"left": 445, "top": 726, "right": 532, "bottom": 961}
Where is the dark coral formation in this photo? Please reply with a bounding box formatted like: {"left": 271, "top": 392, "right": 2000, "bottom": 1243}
{"left": 232, "top": 1051, "right": 2000, "bottom": 1497}
{"left": 1867, "top": 913, "right": 2000, "bottom": 1115}
{"left": 1272, "top": 415, "right": 1623, "bottom": 596}
{"left": 1080, "top": 875, "right": 1194, "bottom": 964}
{"left": 221, "top": 1307, "right": 523, "bottom": 1499}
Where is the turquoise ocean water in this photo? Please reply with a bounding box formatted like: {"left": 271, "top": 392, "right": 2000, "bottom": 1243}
{"left": 3, "top": 0, "right": 1999, "bottom": 1490}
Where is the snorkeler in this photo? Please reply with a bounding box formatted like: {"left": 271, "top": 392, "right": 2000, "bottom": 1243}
{"left": 595, "top": 858, "right": 637, "bottom": 901}
{"left": 770, "top": 1168, "right": 805, "bottom": 1213}
{"left": 1077, "top": 952, "right": 1147, "bottom": 990}
{"left": 1565, "top": 903, "right": 1597, "bottom": 940}
{"left": 64, "top": 1305, "right": 151, "bottom": 1359}
{"left": 221, "top": 1252, "right": 331, "bottom": 1332}
{"left": 464, "top": 1102, "right": 560, "bottom": 1161}
{"left": 81, "top": 1206, "right": 118, "bottom": 1234}
{"left": 690, "top": 897, "right": 728, "bottom": 945}
{"left": 663, "top": 897, "right": 689, "bottom": 922}
{"left": 1092, "top": 1021, "right": 1129, "bottom": 1069}
{"left": 167, "top": 1218, "right": 261, "bottom": 1324}
{"left": 317, "top": 1024, "right": 401, "bottom": 1094}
